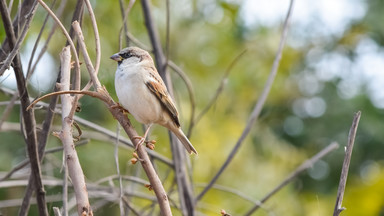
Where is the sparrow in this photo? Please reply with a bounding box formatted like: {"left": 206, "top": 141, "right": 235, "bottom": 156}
{"left": 110, "top": 47, "right": 198, "bottom": 154}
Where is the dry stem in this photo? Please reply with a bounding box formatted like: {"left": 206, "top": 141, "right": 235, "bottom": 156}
{"left": 333, "top": 111, "right": 361, "bottom": 216}
{"left": 196, "top": 0, "right": 296, "bottom": 202}
{"left": 58, "top": 46, "right": 92, "bottom": 216}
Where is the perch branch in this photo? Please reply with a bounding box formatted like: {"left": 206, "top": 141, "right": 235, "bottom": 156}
{"left": 72, "top": 22, "right": 172, "bottom": 216}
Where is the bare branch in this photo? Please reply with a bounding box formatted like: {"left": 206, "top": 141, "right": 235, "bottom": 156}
{"left": 53, "top": 207, "right": 62, "bottom": 216}
{"left": 244, "top": 142, "right": 339, "bottom": 216}
{"left": 73, "top": 21, "right": 172, "bottom": 215}
{"left": 58, "top": 46, "right": 92, "bottom": 216}
{"left": 167, "top": 61, "right": 196, "bottom": 138}
{"left": 0, "top": 140, "right": 88, "bottom": 181}
{"left": 118, "top": 0, "right": 137, "bottom": 49}
{"left": 0, "top": 0, "right": 37, "bottom": 76}
{"left": 0, "top": 0, "right": 37, "bottom": 75}
{"left": 36, "top": 0, "right": 81, "bottom": 91}
{"left": 0, "top": 92, "right": 18, "bottom": 130}
{"left": 114, "top": 124, "right": 125, "bottom": 216}
{"left": 333, "top": 111, "right": 361, "bottom": 216}
{"left": 141, "top": 0, "right": 195, "bottom": 215}
{"left": 196, "top": 0, "right": 295, "bottom": 201}
{"left": 27, "top": 0, "right": 67, "bottom": 78}
{"left": 80, "top": 0, "right": 102, "bottom": 92}
{"left": 0, "top": 89, "right": 172, "bottom": 165}
{"left": 0, "top": 1, "right": 48, "bottom": 215}
{"left": 72, "top": 21, "right": 102, "bottom": 89}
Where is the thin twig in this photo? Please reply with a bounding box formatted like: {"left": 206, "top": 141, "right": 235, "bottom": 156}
{"left": 126, "top": 32, "right": 150, "bottom": 50}
{"left": 80, "top": 0, "right": 101, "bottom": 92}
{"left": 0, "top": 140, "right": 88, "bottom": 181}
{"left": 122, "top": 197, "right": 141, "bottom": 216}
{"left": 0, "top": 0, "right": 37, "bottom": 75}
{"left": 36, "top": 0, "right": 82, "bottom": 126}
{"left": 167, "top": 61, "right": 196, "bottom": 138}
{"left": 0, "top": 92, "right": 18, "bottom": 130}
{"left": 0, "top": 1, "right": 48, "bottom": 216}
{"left": 164, "top": 0, "right": 170, "bottom": 72}
{"left": 244, "top": 142, "right": 339, "bottom": 216}
{"left": 26, "top": 0, "right": 57, "bottom": 79}
{"left": 0, "top": 0, "right": 37, "bottom": 76}
{"left": 118, "top": 0, "right": 136, "bottom": 49}
{"left": 114, "top": 124, "right": 125, "bottom": 216}
{"left": 27, "top": 90, "right": 105, "bottom": 110}
{"left": 28, "top": 0, "right": 67, "bottom": 78}
{"left": 196, "top": 0, "right": 295, "bottom": 202}
{"left": 190, "top": 50, "right": 247, "bottom": 136}
{"left": 333, "top": 111, "right": 361, "bottom": 216}
{"left": 141, "top": 0, "right": 194, "bottom": 215}
{"left": 72, "top": 21, "right": 102, "bottom": 89}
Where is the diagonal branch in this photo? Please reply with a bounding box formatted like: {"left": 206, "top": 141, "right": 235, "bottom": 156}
{"left": 72, "top": 21, "right": 172, "bottom": 216}
{"left": 333, "top": 111, "right": 361, "bottom": 216}
{"left": 18, "top": 1, "right": 84, "bottom": 214}
{"left": 141, "top": 0, "right": 195, "bottom": 215}
{"left": 189, "top": 50, "right": 247, "bottom": 136}
{"left": 196, "top": 0, "right": 295, "bottom": 202}
{"left": 244, "top": 142, "right": 339, "bottom": 216}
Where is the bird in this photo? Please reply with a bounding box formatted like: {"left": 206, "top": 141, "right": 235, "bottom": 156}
{"left": 110, "top": 47, "right": 198, "bottom": 154}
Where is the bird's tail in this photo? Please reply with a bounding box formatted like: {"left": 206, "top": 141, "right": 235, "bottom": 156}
{"left": 173, "top": 128, "right": 198, "bottom": 155}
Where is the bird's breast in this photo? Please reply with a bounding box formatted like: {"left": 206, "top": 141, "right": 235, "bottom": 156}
{"left": 115, "top": 67, "right": 164, "bottom": 125}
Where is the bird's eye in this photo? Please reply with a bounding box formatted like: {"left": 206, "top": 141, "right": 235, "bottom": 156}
{"left": 120, "top": 52, "right": 131, "bottom": 59}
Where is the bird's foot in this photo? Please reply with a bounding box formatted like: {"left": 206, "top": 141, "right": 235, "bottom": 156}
{"left": 132, "top": 136, "right": 145, "bottom": 151}
{"left": 110, "top": 102, "right": 129, "bottom": 114}
{"left": 132, "top": 136, "right": 156, "bottom": 151}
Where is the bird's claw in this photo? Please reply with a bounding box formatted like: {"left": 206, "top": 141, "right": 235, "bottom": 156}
{"left": 132, "top": 136, "right": 156, "bottom": 151}
{"left": 110, "top": 103, "right": 129, "bottom": 114}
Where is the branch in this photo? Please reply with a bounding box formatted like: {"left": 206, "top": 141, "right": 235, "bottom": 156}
{"left": 333, "top": 111, "right": 361, "bottom": 216}
{"left": 196, "top": 0, "right": 295, "bottom": 201}
{"left": 0, "top": 1, "right": 48, "bottom": 215}
{"left": 58, "top": 46, "right": 92, "bottom": 216}
{"left": 36, "top": 0, "right": 81, "bottom": 92}
{"left": 0, "top": 91, "right": 172, "bottom": 165}
{"left": 141, "top": 0, "right": 195, "bottom": 215}
{"left": 72, "top": 22, "right": 172, "bottom": 216}
{"left": 118, "top": 0, "right": 136, "bottom": 49}
{"left": 0, "top": 0, "right": 37, "bottom": 76}
{"left": 80, "top": 0, "right": 101, "bottom": 92}
{"left": 167, "top": 61, "right": 196, "bottom": 138}
{"left": 190, "top": 50, "right": 247, "bottom": 136}
{"left": 244, "top": 142, "right": 339, "bottom": 215}
{"left": 0, "top": 0, "right": 37, "bottom": 75}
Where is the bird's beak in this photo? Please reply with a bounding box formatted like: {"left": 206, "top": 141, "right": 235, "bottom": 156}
{"left": 110, "top": 53, "right": 122, "bottom": 62}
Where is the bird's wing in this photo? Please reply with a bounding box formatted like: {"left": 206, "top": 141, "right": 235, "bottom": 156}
{"left": 145, "top": 67, "right": 180, "bottom": 127}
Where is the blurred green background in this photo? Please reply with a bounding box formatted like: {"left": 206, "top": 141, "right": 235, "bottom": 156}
{"left": 1, "top": 0, "right": 384, "bottom": 215}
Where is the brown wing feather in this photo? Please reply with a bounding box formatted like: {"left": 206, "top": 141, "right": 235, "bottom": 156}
{"left": 145, "top": 70, "right": 180, "bottom": 127}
